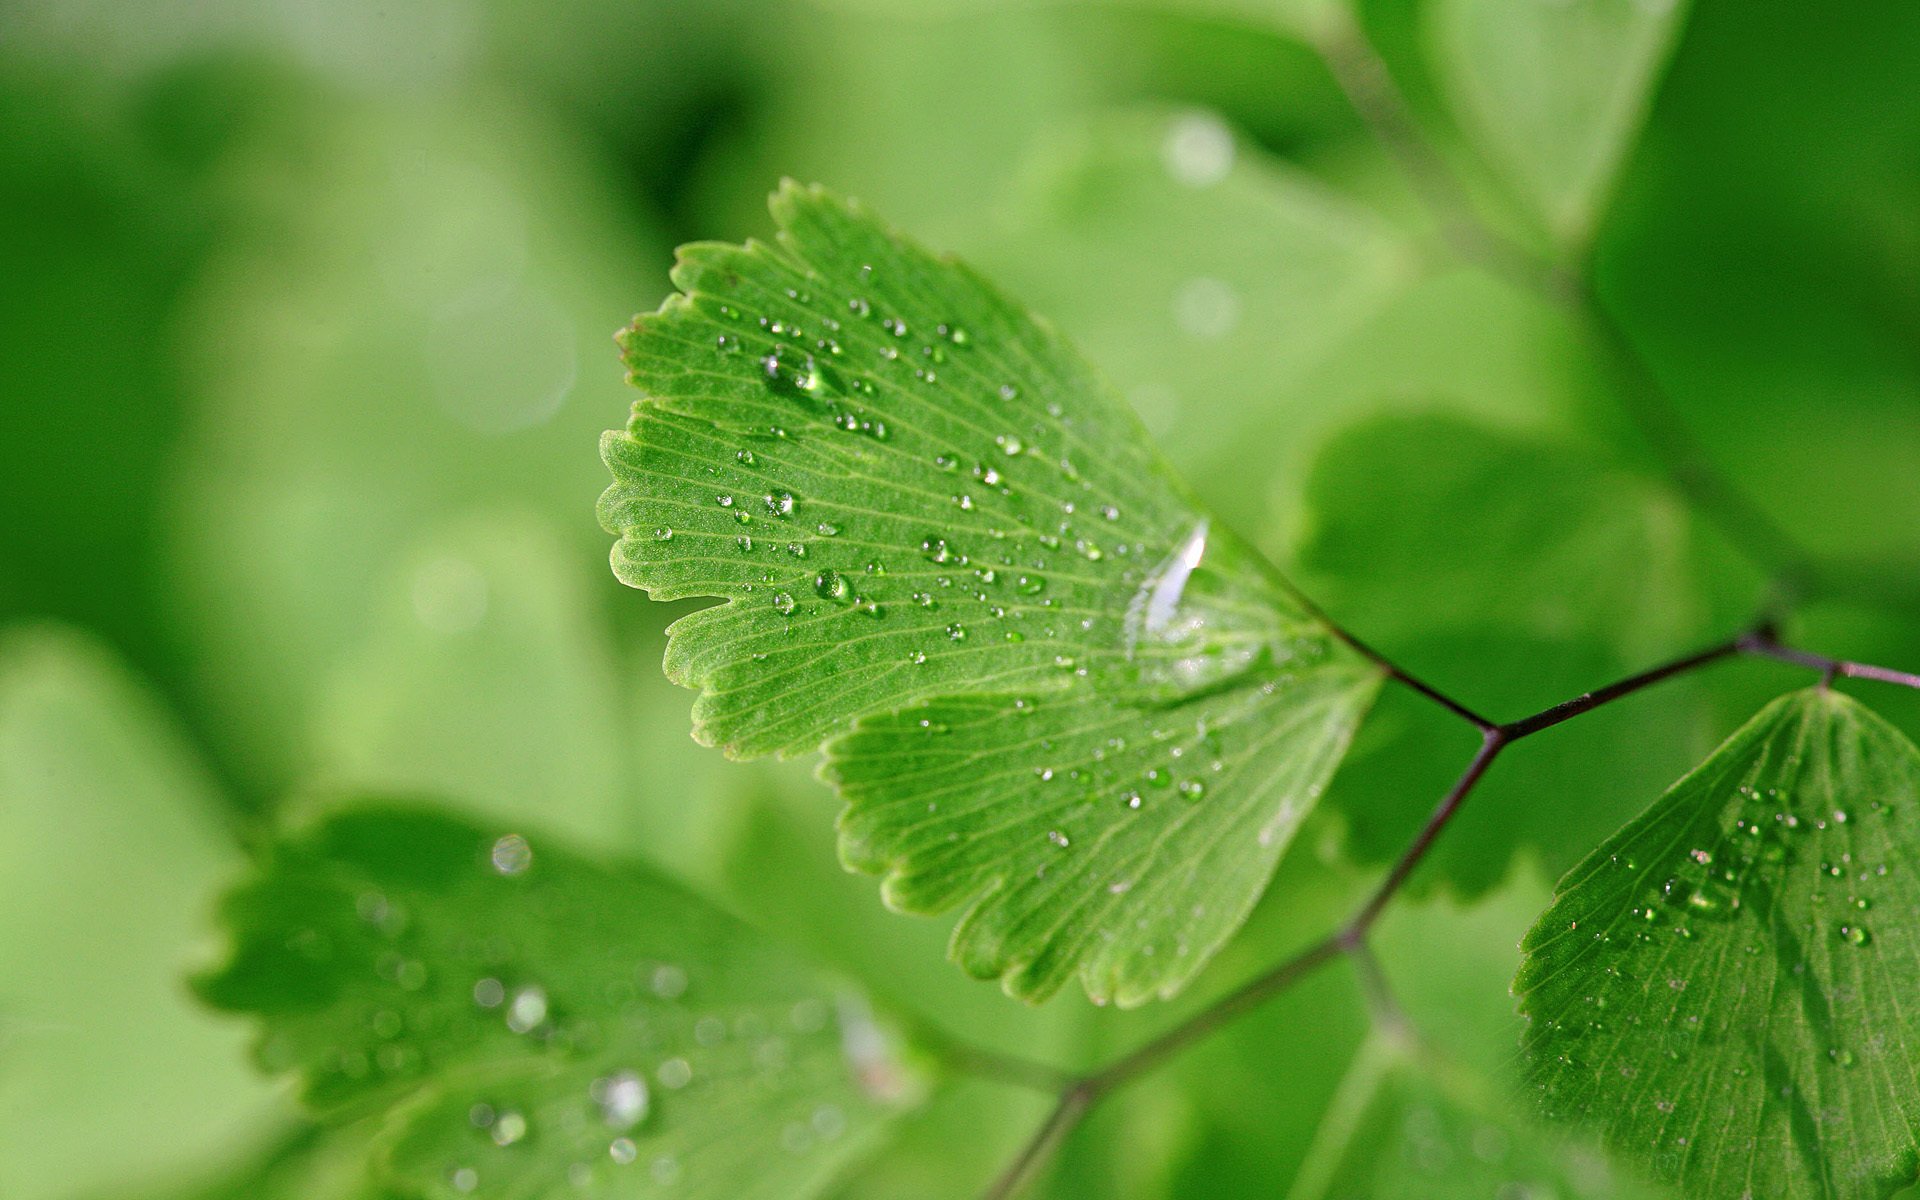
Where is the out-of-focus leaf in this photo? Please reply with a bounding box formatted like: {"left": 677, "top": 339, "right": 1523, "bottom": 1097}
{"left": 0, "top": 626, "right": 276, "bottom": 1199}
{"left": 309, "top": 512, "right": 626, "bottom": 846}
{"left": 200, "top": 805, "right": 928, "bottom": 1200}
{"left": 1425, "top": 0, "right": 1689, "bottom": 247}
{"left": 164, "top": 92, "right": 665, "bottom": 797}
{"left": 1296, "top": 412, "right": 1717, "bottom": 662}
{"left": 600, "top": 183, "right": 1380, "bottom": 1004}
{"left": 1288, "top": 1035, "right": 1666, "bottom": 1200}
{"left": 973, "top": 108, "right": 1418, "bottom": 536}
{"left": 1518, "top": 689, "right": 1920, "bottom": 1198}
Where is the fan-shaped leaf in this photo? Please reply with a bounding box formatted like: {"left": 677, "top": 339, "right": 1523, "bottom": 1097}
{"left": 598, "top": 184, "right": 1380, "bottom": 1004}
{"left": 1518, "top": 689, "right": 1920, "bottom": 1198}
{"left": 199, "top": 806, "right": 924, "bottom": 1200}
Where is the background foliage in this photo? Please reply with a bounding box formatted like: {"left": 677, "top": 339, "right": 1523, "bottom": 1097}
{"left": 2, "top": 0, "right": 1918, "bottom": 1196}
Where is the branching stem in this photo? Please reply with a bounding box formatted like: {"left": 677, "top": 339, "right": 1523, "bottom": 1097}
{"left": 965, "top": 15, "right": 1916, "bottom": 1197}
{"left": 972, "top": 624, "right": 1918, "bottom": 1196}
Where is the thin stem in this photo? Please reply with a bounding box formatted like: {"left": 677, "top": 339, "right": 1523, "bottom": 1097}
{"left": 1345, "top": 728, "right": 1506, "bottom": 933}
{"left": 1310, "top": 11, "right": 1816, "bottom": 600}
{"left": 1498, "top": 634, "right": 1753, "bottom": 741}
{"left": 1091, "top": 936, "right": 1345, "bottom": 1094}
{"left": 929, "top": 1033, "right": 1076, "bottom": 1094}
{"left": 1742, "top": 637, "right": 1920, "bottom": 692}
{"left": 978, "top": 1085, "right": 1096, "bottom": 1200}
{"left": 1330, "top": 621, "right": 1496, "bottom": 732}
{"left": 1273, "top": 575, "right": 1497, "bottom": 731}
{"left": 1310, "top": 13, "right": 1548, "bottom": 294}
{"left": 1346, "top": 938, "right": 1412, "bottom": 1039}
{"left": 1567, "top": 289, "right": 1818, "bottom": 601}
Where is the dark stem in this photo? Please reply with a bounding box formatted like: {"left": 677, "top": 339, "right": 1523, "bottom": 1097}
{"left": 978, "top": 1085, "right": 1097, "bottom": 1200}
{"left": 1347, "top": 938, "right": 1411, "bottom": 1038}
{"left": 931, "top": 1033, "right": 1078, "bottom": 1094}
{"left": 1088, "top": 936, "right": 1345, "bottom": 1094}
{"left": 1345, "top": 728, "right": 1506, "bottom": 933}
{"left": 1742, "top": 636, "right": 1920, "bottom": 692}
{"left": 1327, "top": 620, "right": 1497, "bottom": 731}
{"left": 1498, "top": 634, "right": 1754, "bottom": 741}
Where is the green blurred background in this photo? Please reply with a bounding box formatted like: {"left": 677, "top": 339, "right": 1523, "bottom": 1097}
{"left": 2, "top": 0, "right": 1916, "bottom": 1196}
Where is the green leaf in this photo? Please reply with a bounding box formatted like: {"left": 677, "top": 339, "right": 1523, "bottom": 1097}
{"left": 1289, "top": 1035, "right": 1666, "bottom": 1200}
{"left": 1297, "top": 413, "right": 1714, "bottom": 662}
{"left": 199, "top": 805, "right": 926, "bottom": 1200}
{"left": 311, "top": 512, "right": 629, "bottom": 847}
{"left": 599, "top": 183, "right": 1380, "bottom": 1004}
{"left": 165, "top": 95, "right": 666, "bottom": 791}
{"left": 1517, "top": 688, "right": 1920, "bottom": 1199}
{"left": 1426, "top": 0, "right": 1689, "bottom": 248}
{"left": 0, "top": 626, "right": 277, "bottom": 1200}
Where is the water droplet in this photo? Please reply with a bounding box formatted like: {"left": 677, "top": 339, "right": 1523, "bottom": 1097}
{"left": 506, "top": 985, "right": 548, "bottom": 1033}
{"left": 1172, "top": 276, "right": 1241, "bottom": 339}
{"left": 653, "top": 526, "right": 673, "bottom": 541}
{"left": 490, "top": 834, "right": 532, "bottom": 876}
{"left": 814, "top": 570, "right": 852, "bottom": 604}
{"left": 772, "top": 591, "right": 796, "bottom": 615}
{"left": 592, "top": 1070, "right": 650, "bottom": 1130}
{"left": 1162, "top": 110, "right": 1235, "bottom": 187}
{"left": 609, "top": 1137, "right": 638, "bottom": 1165}
{"left": 473, "top": 977, "right": 505, "bottom": 1008}
{"left": 658, "top": 1057, "right": 693, "bottom": 1089}
{"left": 765, "top": 491, "right": 796, "bottom": 517}
{"left": 650, "top": 964, "right": 689, "bottom": 999}
{"left": 1841, "top": 923, "right": 1872, "bottom": 946}
{"left": 490, "top": 1109, "right": 529, "bottom": 1147}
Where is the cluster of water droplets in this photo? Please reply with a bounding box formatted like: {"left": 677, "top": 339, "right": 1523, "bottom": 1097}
{"left": 267, "top": 828, "right": 906, "bottom": 1197}
{"left": 1535, "top": 773, "right": 1899, "bottom": 1125}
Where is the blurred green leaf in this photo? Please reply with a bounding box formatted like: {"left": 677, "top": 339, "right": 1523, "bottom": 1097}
{"left": 1518, "top": 689, "right": 1920, "bottom": 1198}
{"left": 1288, "top": 1034, "right": 1665, "bottom": 1200}
{"left": 165, "top": 91, "right": 664, "bottom": 796}
{"left": 1296, "top": 412, "right": 1721, "bottom": 663}
{"left": 600, "top": 183, "right": 1379, "bottom": 1003}
{"left": 0, "top": 626, "right": 276, "bottom": 1199}
{"left": 973, "top": 108, "right": 1418, "bottom": 536}
{"left": 1426, "top": 0, "right": 1688, "bottom": 248}
{"left": 200, "top": 804, "right": 927, "bottom": 1200}
{"left": 310, "top": 512, "right": 627, "bottom": 846}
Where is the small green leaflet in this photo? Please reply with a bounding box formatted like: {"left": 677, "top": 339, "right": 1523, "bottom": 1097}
{"left": 599, "top": 183, "right": 1380, "bottom": 1005}
{"left": 199, "top": 805, "right": 924, "bottom": 1200}
{"left": 1288, "top": 1035, "right": 1666, "bottom": 1200}
{"left": 0, "top": 627, "right": 276, "bottom": 1200}
{"left": 1426, "top": 0, "right": 1689, "bottom": 249}
{"left": 1517, "top": 689, "right": 1920, "bottom": 1199}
